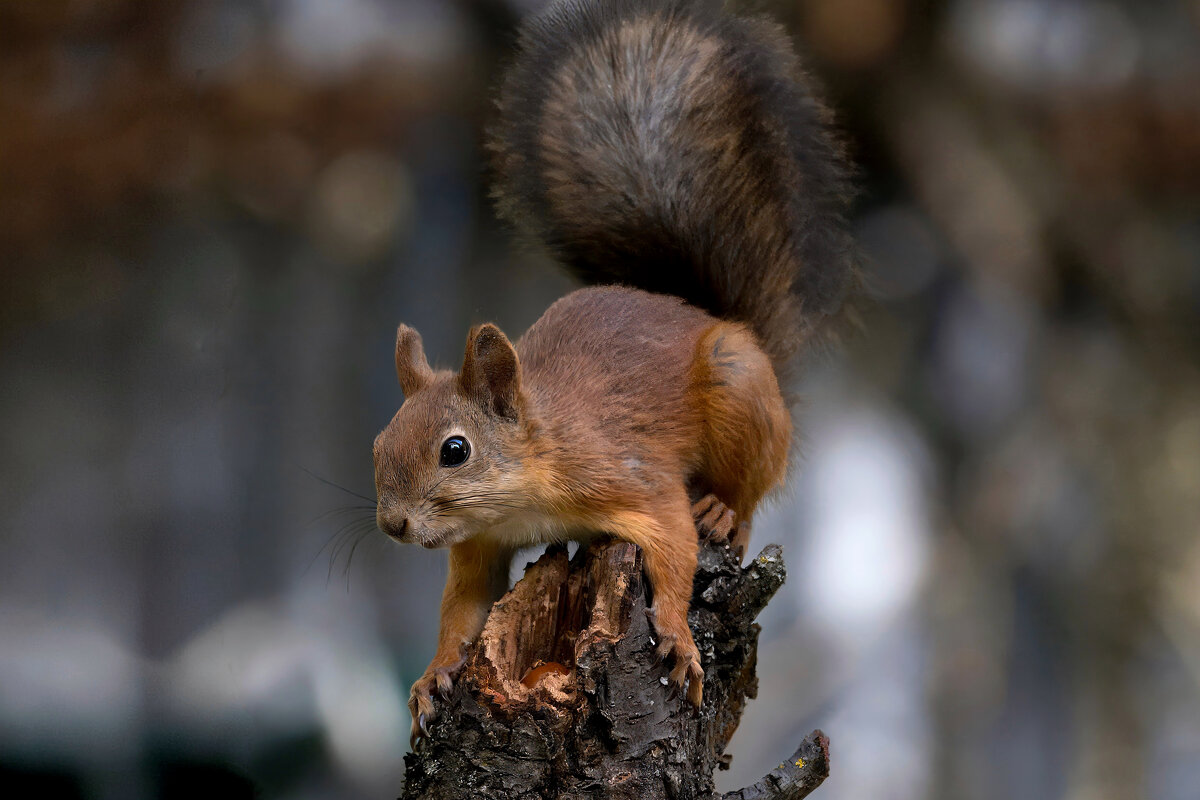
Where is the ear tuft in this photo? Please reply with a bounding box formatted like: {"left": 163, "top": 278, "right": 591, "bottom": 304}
{"left": 395, "top": 324, "right": 434, "bottom": 398}
{"left": 460, "top": 323, "right": 522, "bottom": 419}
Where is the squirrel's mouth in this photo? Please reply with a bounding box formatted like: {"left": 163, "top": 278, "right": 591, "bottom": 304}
{"left": 398, "top": 522, "right": 448, "bottom": 549}
{"left": 378, "top": 512, "right": 460, "bottom": 548}
{"left": 413, "top": 522, "right": 475, "bottom": 550}
{"left": 419, "top": 530, "right": 463, "bottom": 549}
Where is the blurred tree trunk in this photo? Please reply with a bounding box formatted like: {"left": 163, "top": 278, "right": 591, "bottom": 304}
{"left": 400, "top": 538, "right": 829, "bottom": 800}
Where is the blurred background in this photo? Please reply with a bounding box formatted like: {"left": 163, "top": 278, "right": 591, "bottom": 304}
{"left": 1, "top": 0, "right": 1198, "bottom": 798}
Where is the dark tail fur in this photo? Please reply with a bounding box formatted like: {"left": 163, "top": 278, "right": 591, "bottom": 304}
{"left": 489, "top": 0, "right": 856, "bottom": 375}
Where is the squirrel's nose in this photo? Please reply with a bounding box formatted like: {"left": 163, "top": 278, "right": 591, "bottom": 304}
{"left": 377, "top": 511, "right": 410, "bottom": 541}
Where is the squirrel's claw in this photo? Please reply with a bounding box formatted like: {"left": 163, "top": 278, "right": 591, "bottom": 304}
{"left": 434, "top": 666, "right": 456, "bottom": 699}
{"left": 408, "top": 689, "right": 430, "bottom": 746}
{"left": 646, "top": 605, "right": 704, "bottom": 706}
{"left": 661, "top": 645, "right": 703, "bottom": 706}
{"left": 409, "top": 712, "right": 432, "bottom": 750}
{"left": 691, "top": 494, "right": 736, "bottom": 544}
{"left": 692, "top": 494, "right": 751, "bottom": 557}
{"left": 408, "top": 684, "right": 435, "bottom": 749}
{"left": 671, "top": 653, "right": 705, "bottom": 706}
{"left": 653, "top": 632, "right": 677, "bottom": 665}
{"left": 691, "top": 494, "right": 718, "bottom": 520}
{"left": 409, "top": 655, "right": 465, "bottom": 749}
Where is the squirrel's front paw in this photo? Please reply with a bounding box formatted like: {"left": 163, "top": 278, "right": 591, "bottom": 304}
{"left": 646, "top": 607, "right": 705, "bottom": 706}
{"left": 408, "top": 655, "right": 467, "bottom": 748}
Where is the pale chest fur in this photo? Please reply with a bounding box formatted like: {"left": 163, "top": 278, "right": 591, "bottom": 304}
{"left": 482, "top": 508, "right": 601, "bottom": 549}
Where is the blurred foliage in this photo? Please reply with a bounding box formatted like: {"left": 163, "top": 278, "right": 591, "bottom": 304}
{"left": 1, "top": 1, "right": 1198, "bottom": 799}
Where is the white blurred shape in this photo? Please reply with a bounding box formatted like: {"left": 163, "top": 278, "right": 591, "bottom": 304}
{"left": 166, "top": 599, "right": 406, "bottom": 791}
{"left": 0, "top": 607, "right": 143, "bottom": 763}
{"left": 167, "top": 603, "right": 316, "bottom": 731}
{"left": 723, "top": 393, "right": 934, "bottom": 799}
{"left": 818, "top": 629, "right": 932, "bottom": 800}
{"left": 313, "top": 643, "right": 407, "bottom": 786}
{"left": 800, "top": 407, "right": 932, "bottom": 639}
{"left": 798, "top": 403, "right": 934, "bottom": 800}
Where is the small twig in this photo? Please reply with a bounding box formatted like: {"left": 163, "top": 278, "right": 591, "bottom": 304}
{"left": 720, "top": 730, "right": 831, "bottom": 800}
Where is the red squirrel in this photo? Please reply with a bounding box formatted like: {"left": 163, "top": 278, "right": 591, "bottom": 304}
{"left": 373, "top": 0, "right": 855, "bottom": 745}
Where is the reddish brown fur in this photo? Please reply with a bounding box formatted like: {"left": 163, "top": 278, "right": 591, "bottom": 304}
{"left": 378, "top": 288, "right": 791, "bottom": 733}
{"left": 378, "top": 0, "right": 855, "bottom": 744}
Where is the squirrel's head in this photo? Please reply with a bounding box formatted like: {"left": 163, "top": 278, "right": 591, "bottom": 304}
{"left": 373, "top": 322, "right": 530, "bottom": 549}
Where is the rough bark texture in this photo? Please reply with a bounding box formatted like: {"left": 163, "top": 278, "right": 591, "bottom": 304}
{"left": 400, "top": 538, "right": 829, "bottom": 800}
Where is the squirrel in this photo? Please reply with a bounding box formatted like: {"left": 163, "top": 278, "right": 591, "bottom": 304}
{"left": 372, "top": 0, "right": 855, "bottom": 746}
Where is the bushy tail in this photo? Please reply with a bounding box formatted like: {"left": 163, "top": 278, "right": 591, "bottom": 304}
{"left": 489, "top": 0, "right": 856, "bottom": 374}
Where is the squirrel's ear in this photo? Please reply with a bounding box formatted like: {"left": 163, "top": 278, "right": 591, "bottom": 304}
{"left": 395, "top": 324, "right": 434, "bottom": 398}
{"left": 460, "top": 323, "right": 522, "bottom": 419}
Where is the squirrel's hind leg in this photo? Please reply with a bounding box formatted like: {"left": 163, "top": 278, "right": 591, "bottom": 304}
{"left": 691, "top": 493, "right": 750, "bottom": 555}
{"left": 688, "top": 322, "right": 791, "bottom": 554}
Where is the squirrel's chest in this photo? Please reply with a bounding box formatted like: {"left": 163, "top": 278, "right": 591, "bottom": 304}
{"left": 484, "top": 509, "right": 599, "bottom": 548}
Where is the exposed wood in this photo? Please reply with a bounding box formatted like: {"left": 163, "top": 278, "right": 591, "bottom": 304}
{"left": 400, "top": 537, "right": 828, "bottom": 800}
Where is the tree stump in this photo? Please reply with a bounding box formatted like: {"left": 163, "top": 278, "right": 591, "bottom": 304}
{"left": 400, "top": 538, "right": 830, "bottom": 800}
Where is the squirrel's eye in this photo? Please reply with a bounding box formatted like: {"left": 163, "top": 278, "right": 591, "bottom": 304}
{"left": 439, "top": 436, "right": 470, "bottom": 468}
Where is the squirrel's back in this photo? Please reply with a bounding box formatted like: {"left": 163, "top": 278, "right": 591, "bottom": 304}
{"left": 490, "top": 0, "right": 856, "bottom": 376}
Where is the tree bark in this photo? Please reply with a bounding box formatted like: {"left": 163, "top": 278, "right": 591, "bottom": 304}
{"left": 400, "top": 537, "right": 829, "bottom": 800}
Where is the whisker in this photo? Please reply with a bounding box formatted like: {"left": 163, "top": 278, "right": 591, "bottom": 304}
{"left": 293, "top": 462, "right": 377, "bottom": 504}
{"left": 431, "top": 497, "right": 525, "bottom": 511}
{"left": 327, "top": 525, "right": 359, "bottom": 578}
{"left": 433, "top": 506, "right": 525, "bottom": 516}
{"left": 442, "top": 496, "right": 523, "bottom": 503}
{"left": 306, "top": 520, "right": 362, "bottom": 576}
{"left": 429, "top": 504, "right": 523, "bottom": 516}
{"left": 424, "top": 470, "right": 455, "bottom": 496}
{"left": 330, "top": 527, "right": 374, "bottom": 585}
{"left": 307, "top": 505, "right": 377, "bottom": 526}
{"left": 431, "top": 492, "right": 523, "bottom": 504}
{"left": 313, "top": 518, "right": 380, "bottom": 583}
{"left": 343, "top": 528, "right": 374, "bottom": 581}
